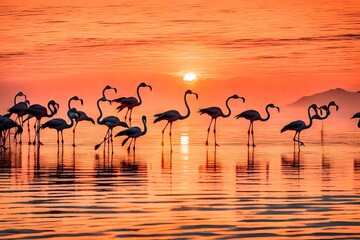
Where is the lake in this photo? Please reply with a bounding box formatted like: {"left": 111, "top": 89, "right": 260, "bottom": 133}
{"left": 0, "top": 120, "right": 359, "bottom": 239}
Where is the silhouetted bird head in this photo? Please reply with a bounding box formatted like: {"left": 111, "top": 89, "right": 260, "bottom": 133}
{"left": 139, "top": 82, "right": 152, "bottom": 91}
{"left": 267, "top": 103, "right": 280, "bottom": 113}
{"left": 231, "top": 94, "right": 245, "bottom": 103}
{"left": 185, "top": 90, "right": 199, "bottom": 99}
{"left": 70, "top": 96, "right": 84, "bottom": 106}
{"left": 16, "top": 91, "right": 26, "bottom": 99}
{"left": 328, "top": 101, "right": 339, "bottom": 111}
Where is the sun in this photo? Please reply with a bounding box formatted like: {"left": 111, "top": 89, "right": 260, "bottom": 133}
{"left": 183, "top": 72, "right": 197, "bottom": 82}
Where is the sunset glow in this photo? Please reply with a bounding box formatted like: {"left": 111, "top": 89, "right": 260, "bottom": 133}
{"left": 0, "top": 1, "right": 359, "bottom": 239}
{"left": 183, "top": 73, "right": 197, "bottom": 82}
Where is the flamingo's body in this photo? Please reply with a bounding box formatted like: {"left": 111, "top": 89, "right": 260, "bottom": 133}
{"left": 115, "top": 115, "right": 147, "bottom": 152}
{"left": 24, "top": 100, "right": 59, "bottom": 145}
{"left": 113, "top": 82, "right": 152, "bottom": 126}
{"left": 199, "top": 94, "right": 245, "bottom": 146}
{"left": 235, "top": 103, "right": 280, "bottom": 146}
{"left": 281, "top": 104, "right": 319, "bottom": 147}
{"left": 0, "top": 116, "right": 23, "bottom": 149}
{"left": 154, "top": 90, "right": 198, "bottom": 146}
{"left": 39, "top": 109, "right": 78, "bottom": 144}
{"left": 351, "top": 112, "right": 360, "bottom": 128}
{"left": 68, "top": 96, "right": 95, "bottom": 147}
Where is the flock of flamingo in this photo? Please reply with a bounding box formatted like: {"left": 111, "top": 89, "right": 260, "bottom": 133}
{"left": 0, "top": 83, "right": 359, "bottom": 153}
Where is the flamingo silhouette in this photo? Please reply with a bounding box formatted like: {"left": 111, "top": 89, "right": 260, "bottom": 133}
{"left": 313, "top": 101, "right": 339, "bottom": 138}
{"left": 7, "top": 99, "right": 30, "bottom": 144}
{"left": 8, "top": 91, "right": 27, "bottom": 143}
{"left": 235, "top": 103, "right": 280, "bottom": 147}
{"left": 351, "top": 112, "right": 360, "bottom": 128}
{"left": 115, "top": 115, "right": 147, "bottom": 152}
{"left": 94, "top": 96, "right": 128, "bottom": 153}
{"left": 153, "top": 90, "right": 198, "bottom": 146}
{"left": 0, "top": 115, "right": 23, "bottom": 149}
{"left": 281, "top": 104, "right": 319, "bottom": 148}
{"left": 24, "top": 100, "right": 59, "bottom": 145}
{"left": 68, "top": 96, "right": 95, "bottom": 147}
{"left": 199, "top": 94, "right": 245, "bottom": 146}
{"left": 112, "top": 82, "right": 152, "bottom": 126}
{"left": 39, "top": 108, "right": 79, "bottom": 144}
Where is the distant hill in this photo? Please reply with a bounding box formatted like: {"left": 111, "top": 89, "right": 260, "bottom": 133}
{"left": 288, "top": 88, "right": 359, "bottom": 118}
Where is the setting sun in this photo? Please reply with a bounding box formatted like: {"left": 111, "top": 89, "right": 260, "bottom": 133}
{"left": 183, "top": 72, "right": 197, "bottom": 82}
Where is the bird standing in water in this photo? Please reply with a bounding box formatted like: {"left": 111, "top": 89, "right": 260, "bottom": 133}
{"left": 154, "top": 90, "right": 198, "bottom": 147}
{"left": 199, "top": 94, "right": 245, "bottom": 146}
{"left": 112, "top": 82, "right": 152, "bottom": 126}
{"left": 235, "top": 103, "right": 280, "bottom": 147}
{"left": 115, "top": 115, "right": 147, "bottom": 152}
{"left": 281, "top": 104, "right": 319, "bottom": 149}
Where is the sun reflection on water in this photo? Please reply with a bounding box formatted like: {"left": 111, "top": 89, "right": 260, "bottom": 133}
{"left": 180, "top": 135, "right": 189, "bottom": 160}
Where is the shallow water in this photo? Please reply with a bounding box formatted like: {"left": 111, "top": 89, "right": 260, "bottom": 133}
{"left": 0, "top": 121, "right": 359, "bottom": 239}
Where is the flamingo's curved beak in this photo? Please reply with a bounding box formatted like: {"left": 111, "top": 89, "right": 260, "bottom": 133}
{"left": 193, "top": 93, "right": 199, "bottom": 100}
{"left": 113, "top": 87, "right": 117, "bottom": 94}
{"left": 335, "top": 104, "right": 339, "bottom": 111}
{"left": 148, "top": 85, "right": 152, "bottom": 91}
{"left": 240, "top": 97, "right": 245, "bottom": 103}
{"left": 24, "top": 94, "right": 27, "bottom": 100}
{"left": 276, "top": 106, "right": 280, "bottom": 113}
{"left": 80, "top": 99, "right": 84, "bottom": 105}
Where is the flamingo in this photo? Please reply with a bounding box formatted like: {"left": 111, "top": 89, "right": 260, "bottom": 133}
{"left": 38, "top": 108, "right": 78, "bottom": 144}
{"left": 153, "top": 90, "right": 198, "bottom": 146}
{"left": 68, "top": 96, "right": 95, "bottom": 147}
{"left": 351, "top": 112, "right": 360, "bottom": 128}
{"left": 313, "top": 101, "right": 339, "bottom": 138}
{"left": 7, "top": 99, "right": 31, "bottom": 144}
{"left": 198, "top": 94, "right": 245, "bottom": 146}
{"left": 23, "top": 100, "right": 59, "bottom": 145}
{"left": 115, "top": 115, "right": 147, "bottom": 152}
{"left": 235, "top": 103, "right": 280, "bottom": 147}
{"left": 280, "top": 104, "right": 319, "bottom": 148}
{"left": 0, "top": 116, "right": 23, "bottom": 149}
{"left": 94, "top": 96, "right": 129, "bottom": 153}
{"left": 112, "top": 82, "right": 152, "bottom": 126}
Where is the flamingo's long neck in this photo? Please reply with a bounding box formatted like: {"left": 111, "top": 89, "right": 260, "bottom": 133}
{"left": 66, "top": 111, "right": 76, "bottom": 129}
{"left": 305, "top": 105, "right": 314, "bottom": 129}
{"left": 141, "top": 118, "right": 147, "bottom": 135}
{"left": 47, "top": 102, "right": 57, "bottom": 118}
{"left": 68, "top": 98, "right": 73, "bottom": 110}
{"left": 180, "top": 93, "right": 191, "bottom": 120}
{"left": 223, "top": 97, "right": 233, "bottom": 118}
{"left": 102, "top": 88, "right": 107, "bottom": 99}
{"left": 96, "top": 99, "right": 103, "bottom": 124}
{"left": 137, "top": 85, "right": 142, "bottom": 106}
{"left": 260, "top": 105, "right": 271, "bottom": 122}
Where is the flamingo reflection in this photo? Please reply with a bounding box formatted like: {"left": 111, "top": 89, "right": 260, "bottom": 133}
{"left": 161, "top": 149, "right": 173, "bottom": 171}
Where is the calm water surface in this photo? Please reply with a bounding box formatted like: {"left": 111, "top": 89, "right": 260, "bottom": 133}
{"left": 0, "top": 122, "right": 359, "bottom": 239}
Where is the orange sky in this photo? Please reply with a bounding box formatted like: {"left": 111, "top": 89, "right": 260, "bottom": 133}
{"left": 0, "top": 0, "right": 359, "bottom": 114}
